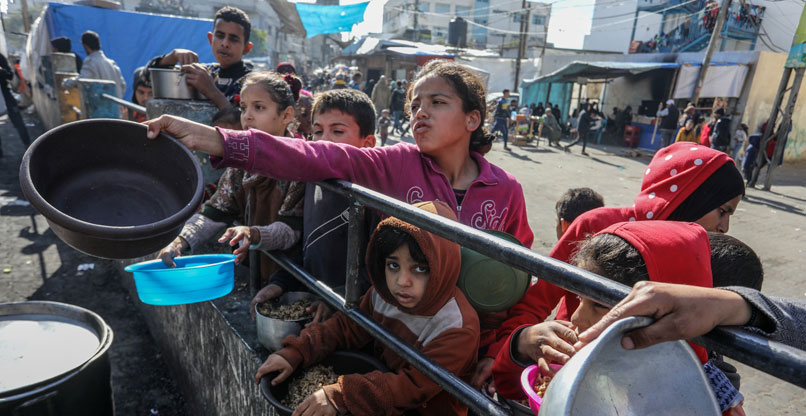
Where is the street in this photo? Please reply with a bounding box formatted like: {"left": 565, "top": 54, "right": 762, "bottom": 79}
{"left": 2, "top": 118, "right": 804, "bottom": 414}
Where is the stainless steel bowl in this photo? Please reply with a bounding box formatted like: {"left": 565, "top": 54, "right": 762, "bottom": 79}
{"left": 255, "top": 292, "right": 319, "bottom": 351}
{"left": 149, "top": 68, "right": 205, "bottom": 100}
{"left": 538, "top": 316, "right": 720, "bottom": 416}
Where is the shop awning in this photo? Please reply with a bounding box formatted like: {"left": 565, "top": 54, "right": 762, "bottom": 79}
{"left": 527, "top": 61, "right": 680, "bottom": 85}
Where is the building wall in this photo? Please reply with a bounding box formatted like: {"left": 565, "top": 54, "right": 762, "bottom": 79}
{"left": 582, "top": 0, "right": 802, "bottom": 54}
{"left": 742, "top": 51, "right": 806, "bottom": 162}
{"left": 382, "top": 0, "right": 550, "bottom": 50}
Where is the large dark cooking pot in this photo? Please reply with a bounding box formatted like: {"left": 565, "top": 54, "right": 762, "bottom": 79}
{"left": 0, "top": 301, "right": 114, "bottom": 415}
{"left": 19, "top": 119, "right": 203, "bottom": 259}
{"left": 260, "top": 350, "right": 389, "bottom": 416}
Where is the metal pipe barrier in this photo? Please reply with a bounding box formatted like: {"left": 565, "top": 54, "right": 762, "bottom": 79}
{"left": 100, "top": 93, "right": 146, "bottom": 114}
{"left": 264, "top": 179, "right": 805, "bottom": 413}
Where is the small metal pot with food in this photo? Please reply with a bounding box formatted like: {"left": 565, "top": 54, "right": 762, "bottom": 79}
{"left": 149, "top": 68, "right": 206, "bottom": 100}
{"left": 255, "top": 292, "right": 319, "bottom": 351}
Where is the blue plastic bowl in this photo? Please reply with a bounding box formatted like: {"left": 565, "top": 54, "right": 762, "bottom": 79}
{"left": 124, "top": 254, "right": 236, "bottom": 305}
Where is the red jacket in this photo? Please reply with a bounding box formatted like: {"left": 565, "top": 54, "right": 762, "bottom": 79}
{"left": 487, "top": 143, "right": 734, "bottom": 363}
{"left": 276, "top": 201, "right": 480, "bottom": 416}
{"left": 493, "top": 221, "right": 714, "bottom": 399}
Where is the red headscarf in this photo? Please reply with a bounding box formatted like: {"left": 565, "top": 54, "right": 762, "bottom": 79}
{"left": 596, "top": 221, "right": 712, "bottom": 363}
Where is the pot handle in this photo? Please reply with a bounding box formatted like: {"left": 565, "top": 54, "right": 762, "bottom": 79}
{"left": 12, "top": 391, "right": 58, "bottom": 416}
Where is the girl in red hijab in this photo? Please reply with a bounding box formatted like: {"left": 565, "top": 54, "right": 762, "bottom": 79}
{"left": 484, "top": 142, "right": 745, "bottom": 371}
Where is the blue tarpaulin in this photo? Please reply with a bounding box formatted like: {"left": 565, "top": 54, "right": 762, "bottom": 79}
{"left": 45, "top": 2, "right": 215, "bottom": 100}
{"left": 294, "top": 2, "right": 369, "bottom": 38}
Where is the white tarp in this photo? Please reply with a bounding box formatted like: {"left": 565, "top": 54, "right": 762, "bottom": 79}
{"left": 457, "top": 56, "right": 538, "bottom": 95}
{"left": 673, "top": 64, "right": 748, "bottom": 99}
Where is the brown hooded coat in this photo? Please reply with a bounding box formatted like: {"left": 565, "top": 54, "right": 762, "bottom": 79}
{"left": 276, "top": 201, "right": 480, "bottom": 415}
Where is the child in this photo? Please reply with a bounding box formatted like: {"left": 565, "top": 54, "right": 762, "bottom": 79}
{"left": 146, "top": 60, "right": 533, "bottom": 350}
{"left": 146, "top": 6, "right": 253, "bottom": 109}
{"left": 493, "top": 221, "right": 747, "bottom": 415}
{"left": 482, "top": 143, "right": 745, "bottom": 385}
{"left": 210, "top": 106, "right": 242, "bottom": 130}
{"left": 255, "top": 201, "right": 480, "bottom": 415}
{"left": 675, "top": 118, "right": 699, "bottom": 143}
{"left": 709, "top": 232, "right": 763, "bottom": 291}
{"left": 731, "top": 123, "right": 748, "bottom": 164}
{"left": 241, "top": 89, "right": 378, "bottom": 321}
{"left": 156, "top": 71, "right": 304, "bottom": 289}
{"left": 555, "top": 187, "right": 605, "bottom": 240}
{"left": 377, "top": 108, "right": 392, "bottom": 146}
{"left": 128, "top": 67, "right": 152, "bottom": 122}
{"left": 146, "top": 60, "right": 533, "bottom": 251}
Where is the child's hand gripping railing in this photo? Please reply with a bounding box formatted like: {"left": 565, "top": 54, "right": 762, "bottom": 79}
{"left": 262, "top": 179, "right": 806, "bottom": 416}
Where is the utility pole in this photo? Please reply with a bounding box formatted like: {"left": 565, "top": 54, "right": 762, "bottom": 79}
{"left": 691, "top": 0, "right": 731, "bottom": 105}
{"left": 20, "top": 0, "right": 31, "bottom": 33}
{"left": 413, "top": 0, "right": 419, "bottom": 35}
{"left": 514, "top": 0, "right": 527, "bottom": 91}
{"left": 538, "top": 4, "right": 550, "bottom": 75}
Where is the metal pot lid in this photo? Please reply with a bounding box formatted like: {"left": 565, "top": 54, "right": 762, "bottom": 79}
{"left": 0, "top": 303, "right": 103, "bottom": 394}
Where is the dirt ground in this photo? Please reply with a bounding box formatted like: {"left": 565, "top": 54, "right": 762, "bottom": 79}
{"left": 0, "top": 113, "right": 188, "bottom": 415}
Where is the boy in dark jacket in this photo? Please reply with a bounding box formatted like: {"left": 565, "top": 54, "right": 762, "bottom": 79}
{"left": 146, "top": 7, "right": 253, "bottom": 109}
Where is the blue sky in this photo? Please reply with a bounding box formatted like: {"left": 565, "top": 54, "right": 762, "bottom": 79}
{"left": 294, "top": 0, "right": 595, "bottom": 50}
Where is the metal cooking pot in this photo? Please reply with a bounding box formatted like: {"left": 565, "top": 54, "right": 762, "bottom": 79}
{"left": 538, "top": 316, "right": 720, "bottom": 415}
{"left": 255, "top": 292, "right": 319, "bottom": 351}
{"left": 19, "top": 119, "right": 204, "bottom": 259}
{"left": 0, "top": 301, "right": 114, "bottom": 415}
{"left": 149, "top": 68, "right": 206, "bottom": 100}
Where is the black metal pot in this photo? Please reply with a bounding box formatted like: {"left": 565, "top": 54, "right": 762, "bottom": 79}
{"left": 260, "top": 350, "right": 389, "bottom": 416}
{"left": 19, "top": 119, "right": 203, "bottom": 259}
{"left": 0, "top": 301, "right": 114, "bottom": 415}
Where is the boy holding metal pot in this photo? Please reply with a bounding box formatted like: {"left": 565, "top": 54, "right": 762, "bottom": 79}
{"left": 145, "top": 6, "right": 253, "bottom": 110}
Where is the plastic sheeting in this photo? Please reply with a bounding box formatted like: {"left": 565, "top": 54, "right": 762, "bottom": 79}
{"left": 532, "top": 61, "right": 680, "bottom": 84}
{"left": 44, "top": 2, "right": 215, "bottom": 100}
{"left": 519, "top": 81, "right": 574, "bottom": 123}
{"left": 295, "top": 2, "right": 369, "bottom": 38}
{"left": 672, "top": 63, "right": 748, "bottom": 99}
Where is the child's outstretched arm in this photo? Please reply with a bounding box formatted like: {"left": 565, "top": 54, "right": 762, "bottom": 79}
{"left": 206, "top": 126, "right": 410, "bottom": 190}
{"left": 218, "top": 223, "right": 300, "bottom": 264}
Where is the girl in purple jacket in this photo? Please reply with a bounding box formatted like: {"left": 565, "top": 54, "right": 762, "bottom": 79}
{"left": 145, "top": 60, "right": 534, "bottom": 248}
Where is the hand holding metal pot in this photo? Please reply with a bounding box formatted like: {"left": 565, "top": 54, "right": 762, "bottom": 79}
{"left": 145, "top": 115, "right": 225, "bottom": 156}
{"left": 575, "top": 281, "right": 753, "bottom": 351}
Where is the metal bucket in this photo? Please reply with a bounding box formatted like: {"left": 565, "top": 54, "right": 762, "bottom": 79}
{"left": 538, "top": 316, "right": 720, "bottom": 415}
{"left": 0, "top": 301, "right": 115, "bottom": 415}
{"left": 255, "top": 292, "right": 318, "bottom": 351}
{"left": 149, "top": 68, "right": 205, "bottom": 100}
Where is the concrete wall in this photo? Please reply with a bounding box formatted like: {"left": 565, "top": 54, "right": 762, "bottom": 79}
{"left": 117, "top": 259, "right": 278, "bottom": 415}
{"left": 741, "top": 51, "right": 806, "bottom": 162}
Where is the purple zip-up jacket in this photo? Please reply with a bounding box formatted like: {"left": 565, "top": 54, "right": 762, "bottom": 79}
{"left": 210, "top": 128, "right": 534, "bottom": 248}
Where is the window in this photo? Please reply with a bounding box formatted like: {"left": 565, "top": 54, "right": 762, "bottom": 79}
{"left": 512, "top": 13, "right": 522, "bottom": 23}
{"left": 435, "top": 3, "right": 450, "bottom": 14}
{"left": 532, "top": 15, "right": 546, "bottom": 26}
{"left": 418, "top": 2, "right": 430, "bottom": 12}
{"left": 456, "top": 5, "right": 470, "bottom": 17}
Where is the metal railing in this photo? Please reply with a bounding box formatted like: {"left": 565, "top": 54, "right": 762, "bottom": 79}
{"left": 262, "top": 179, "right": 806, "bottom": 415}
{"left": 100, "top": 93, "right": 146, "bottom": 114}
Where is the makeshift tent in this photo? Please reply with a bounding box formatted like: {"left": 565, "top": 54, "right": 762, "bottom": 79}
{"left": 44, "top": 2, "right": 215, "bottom": 100}
{"left": 532, "top": 61, "right": 681, "bottom": 84}
{"left": 295, "top": 2, "right": 369, "bottom": 38}
{"left": 672, "top": 63, "right": 748, "bottom": 99}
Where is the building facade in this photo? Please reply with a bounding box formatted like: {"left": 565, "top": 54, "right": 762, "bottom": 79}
{"left": 383, "top": 0, "right": 551, "bottom": 53}
{"left": 582, "top": 0, "right": 802, "bottom": 54}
